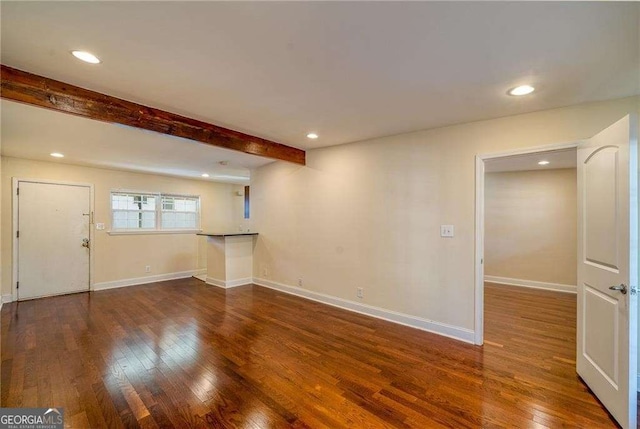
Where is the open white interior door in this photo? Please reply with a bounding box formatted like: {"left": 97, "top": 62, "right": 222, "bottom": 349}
{"left": 577, "top": 115, "right": 638, "bottom": 429}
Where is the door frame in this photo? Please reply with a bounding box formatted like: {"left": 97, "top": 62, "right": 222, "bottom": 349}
{"left": 474, "top": 140, "right": 580, "bottom": 345}
{"left": 12, "top": 178, "right": 95, "bottom": 302}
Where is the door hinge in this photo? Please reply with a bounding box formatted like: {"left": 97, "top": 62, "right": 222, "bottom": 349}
{"left": 16, "top": 187, "right": 19, "bottom": 196}
{"left": 16, "top": 231, "right": 19, "bottom": 239}
{"left": 16, "top": 282, "right": 19, "bottom": 289}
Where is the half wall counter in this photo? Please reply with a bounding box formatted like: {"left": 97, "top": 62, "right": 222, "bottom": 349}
{"left": 197, "top": 232, "right": 258, "bottom": 288}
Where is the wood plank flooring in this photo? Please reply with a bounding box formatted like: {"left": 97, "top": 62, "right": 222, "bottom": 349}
{"left": 1, "top": 279, "right": 620, "bottom": 428}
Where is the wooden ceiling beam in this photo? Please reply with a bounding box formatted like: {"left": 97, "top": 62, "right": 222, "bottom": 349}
{"left": 0, "top": 65, "right": 305, "bottom": 165}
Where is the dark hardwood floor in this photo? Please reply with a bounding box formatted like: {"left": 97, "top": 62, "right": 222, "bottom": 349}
{"left": 1, "top": 279, "right": 619, "bottom": 428}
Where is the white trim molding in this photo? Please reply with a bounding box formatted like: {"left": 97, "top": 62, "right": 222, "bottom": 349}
{"left": 1, "top": 294, "right": 12, "bottom": 310}
{"left": 193, "top": 270, "right": 207, "bottom": 282}
{"left": 485, "top": 275, "right": 577, "bottom": 294}
{"left": 108, "top": 229, "right": 202, "bottom": 236}
{"left": 93, "top": 269, "right": 202, "bottom": 291}
{"left": 253, "top": 277, "right": 475, "bottom": 344}
{"left": 205, "top": 276, "right": 252, "bottom": 289}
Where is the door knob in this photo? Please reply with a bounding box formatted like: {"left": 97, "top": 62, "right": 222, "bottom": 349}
{"left": 82, "top": 238, "right": 90, "bottom": 249}
{"left": 609, "top": 284, "right": 627, "bottom": 294}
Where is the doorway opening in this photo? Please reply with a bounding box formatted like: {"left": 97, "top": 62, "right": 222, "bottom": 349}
{"left": 474, "top": 115, "right": 638, "bottom": 429}
{"left": 481, "top": 147, "right": 578, "bottom": 358}
{"left": 474, "top": 143, "right": 579, "bottom": 345}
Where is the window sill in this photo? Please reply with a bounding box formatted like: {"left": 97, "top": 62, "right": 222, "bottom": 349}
{"left": 107, "top": 229, "right": 202, "bottom": 236}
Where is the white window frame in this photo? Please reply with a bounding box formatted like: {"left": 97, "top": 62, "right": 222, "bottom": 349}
{"left": 111, "top": 191, "right": 158, "bottom": 231}
{"left": 160, "top": 194, "right": 202, "bottom": 230}
{"left": 109, "top": 190, "right": 202, "bottom": 235}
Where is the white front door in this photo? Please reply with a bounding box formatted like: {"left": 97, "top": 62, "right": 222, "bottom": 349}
{"left": 577, "top": 115, "right": 637, "bottom": 429}
{"left": 17, "top": 181, "right": 91, "bottom": 300}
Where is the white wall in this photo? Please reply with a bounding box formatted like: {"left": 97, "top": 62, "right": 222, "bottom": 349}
{"left": 251, "top": 96, "right": 639, "bottom": 338}
{"left": 485, "top": 169, "right": 577, "bottom": 286}
{"left": 1, "top": 157, "right": 246, "bottom": 295}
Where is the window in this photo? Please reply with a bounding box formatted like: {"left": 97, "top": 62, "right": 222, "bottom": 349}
{"left": 161, "top": 195, "right": 199, "bottom": 229}
{"left": 112, "top": 193, "right": 157, "bottom": 230}
{"left": 244, "top": 186, "right": 250, "bottom": 219}
{"left": 111, "top": 192, "right": 200, "bottom": 232}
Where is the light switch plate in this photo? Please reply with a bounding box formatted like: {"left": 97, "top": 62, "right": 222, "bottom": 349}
{"left": 440, "top": 225, "right": 454, "bottom": 238}
{"left": 96, "top": 223, "right": 105, "bottom": 230}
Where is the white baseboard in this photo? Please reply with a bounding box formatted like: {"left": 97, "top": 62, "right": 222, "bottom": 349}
{"left": 93, "top": 269, "right": 204, "bottom": 291}
{"left": 1, "top": 294, "right": 12, "bottom": 310}
{"left": 1, "top": 294, "right": 13, "bottom": 310}
{"left": 485, "top": 275, "right": 576, "bottom": 294}
{"left": 252, "top": 277, "right": 475, "bottom": 344}
{"left": 193, "top": 270, "right": 207, "bottom": 282}
{"left": 205, "top": 276, "right": 252, "bottom": 289}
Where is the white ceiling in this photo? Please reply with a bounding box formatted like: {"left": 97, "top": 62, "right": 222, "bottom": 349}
{"left": 0, "top": 100, "right": 268, "bottom": 184}
{"left": 484, "top": 148, "right": 577, "bottom": 173}
{"left": 1, "top": 1, "right": 638, "bottom": 152}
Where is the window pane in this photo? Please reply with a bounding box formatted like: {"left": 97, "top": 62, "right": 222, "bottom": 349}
{"left": 175, "top": 199, "right": 186, "bottom": 211}
{"left": 161, "top": 210, "right": 198, "bottom": 229}
{"left": 142, "top": 196, "right": 155, "bottom": 210}
{"left": 111, "top": 195, "right": 121, "bottom": 209}
{"left": 141, "top": 211, "right": 155, "bottom": 228}
{"left": 127, "top": 217, "right": 138, "bottom": 229}
{"left": 162, "top": 196, "right": 197, "bottom": 212}
{"left": 162, "top": 212, "right": 176, "bottom": 229}
{"left": 162, "top": 196, "right": 174, "bottom": 210}
{"left": 185, "top": 212, "right": 197, "bottom": 227}
{"left": 113, "top": 217, "right": 127, "bottom": 229}
{"left": 178, "top": 213, "right": 195, "bottom": 228}
{"left": 126, "top": 196, "right": 139, "bottom": 210}
{"left": 113, "top": 211, "right": 126, "bottom": 221}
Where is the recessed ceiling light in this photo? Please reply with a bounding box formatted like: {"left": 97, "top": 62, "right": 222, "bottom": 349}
{"left": 201, "top": 173, "right": 210, "bottom": 178}
{"left": 71, "top": 50, "right": 101, "bottom": 64}
{"left": 50, "top": 152, "right": 64, "bottom": 158}
{"left": 508, "top": 85, "right": 535, "bottom": 96}
{"left": 306, "top": 133, "right": 319, "bottom": 139}
{"left": 538, "top": 160, "right": 550, "bottom": 166}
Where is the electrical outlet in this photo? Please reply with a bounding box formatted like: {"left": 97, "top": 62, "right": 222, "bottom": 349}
{"left": 440, "top": 225, "right": 454, "bottom": 238}
{"left": 298, "top": 278, "right": 303, "bottom": 287}
{"left": 145, "top": 265, "right": 151, "bottom": 273}
{"left": 262, "top": 267, "right": 269, "bottom": 277}
{"left": 357, "top": 287, "right": 364, "bottom": 299}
